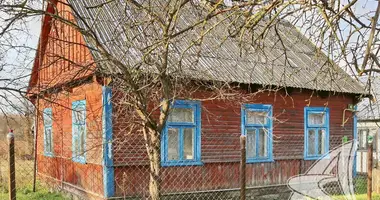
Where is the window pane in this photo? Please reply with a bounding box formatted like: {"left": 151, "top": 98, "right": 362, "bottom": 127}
{"left": 45, "top": 128, "right": 52, "bottom": 153}
{"left": 74, "top": 135, "right": 79, "bottom": 157}
{"left": 308, "top": 112, "right": 325, "bottom": 125}
{"left": 258, "top": 129, "right": 268, "bottom": 158}
{"left": 359, "top": 130, "right": 368, "bottom": 149}
{"left": 373, "top": 135, "right": 377, "bottom": 150}
{"left": 44, "top": 116, "right": 52, "bottom": 126}
{"left": 318, "top": 129, "right": 326, "bottom": 155}
{"left": 183, "top": 128, "right": 194, "bottom": 160}
{"left": 246, "top": 129, "right": 256, "bottom": 158}
{"left": 168, "top": 128, "right": 179, "bottom": 160}
{"left": 49, "top": 129, "right": 52, "bottom": 152}
{"left": 308, "top": 129, "right": 316, "bottom": 156}
{"left": 79, "top": 125, "right": 85, "bottom": 155}
{"left": 74, "top": 110, "right": 85, "bottom": 124}
{"left": 246, "top": 111, "right": 267, "bottom": 125}
{"left": 43, "top": 112, "right": 52, "bottom": 126}
{"left": 44, "top": 132, "right": 47, "bottom": 150}
{"left": 168, "top": 108, "right": 194, "bottom": 123}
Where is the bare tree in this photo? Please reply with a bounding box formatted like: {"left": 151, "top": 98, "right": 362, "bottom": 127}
{"left": 1, "top": 0, "right": 380, "bottom": 199}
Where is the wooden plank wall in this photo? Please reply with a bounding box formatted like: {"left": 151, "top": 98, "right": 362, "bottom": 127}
{"left": 112, "top": 88, "right": 355, "bottom": 197}
{"left": 38, "top": 0, "right": 94, "bottom": 90}
{"left": 36, "top": 82, "right": 104, "bottom": 196}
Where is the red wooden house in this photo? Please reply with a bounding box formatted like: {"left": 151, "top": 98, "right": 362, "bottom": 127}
{"left": 28, "top": 0, "right": 367, "bottom": 199}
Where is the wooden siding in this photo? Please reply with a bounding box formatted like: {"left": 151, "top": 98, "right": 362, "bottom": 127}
{"left": 112, "top": 89, "right": 355, "bottom": 165}
{"left": 114, "top": 160, "right": 317, "bottom": 196}
{"left": 36, "top": 82, "right": 104, "bottom": 197}
{"left": 31, "top": 0, "right": 95, "bottom": 93}
{"left": 29, "top": 0, "right": 359, "bottom": 197}
{"left": 112, "top": 88, "right": 355, "bottom": 196}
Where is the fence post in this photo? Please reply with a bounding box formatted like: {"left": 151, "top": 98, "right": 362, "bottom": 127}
{"left": 368, "top": 136, "right": 373, "bottom": 200}
{"left": 7, "top": 130, "right": 16, "bottom": 200}
{"left": 240, "top": 135, "right": 246, "bottom": 200}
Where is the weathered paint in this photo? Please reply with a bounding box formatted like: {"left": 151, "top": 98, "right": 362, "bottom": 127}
{"left": 303, "top": 107, "right": 330, "bottom": 160}
{"left": 113, "top": 159, "right": 317, "bottom": 196}
{"left": 113, "top": 90, "right": 356, "bottom": 165}
{"left": 72, "top": 100, "right": 87, "bottom": 164}
{"left": 36, "top": 82, "right": 104, "bottom": 198}
{"left": 28, "top": 0, "right": 95, "bottom": 95}
{"left": 241, "top": 104, "right": 274, "bottom": 163}
{"left": 102, "top": 86, "right": 115, "bottom": 197}
{"left": 161, "top": 100, "right": 202, "bottom": 167}
{"left": 29, "top": 0, "right": 360, "bottom": 197}
{"left": 112, "top": 89, "right": 357, "bottom": 197}
{"left": 30, "top": 1, "right": 105, "bottom": 198}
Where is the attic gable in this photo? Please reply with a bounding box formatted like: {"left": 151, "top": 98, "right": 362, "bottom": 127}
{"left": 28, "top": 0, "right": 95, "bottom": 97}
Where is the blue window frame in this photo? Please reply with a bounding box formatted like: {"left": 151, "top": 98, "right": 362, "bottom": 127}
{"left": 161, "top": 100, "right": 202, "bottom": 167}
{"left": 43, "top": 108, "right": 53, "bottom": 157}
{"left": 304, "top": 107, "right": 330, "bottom": 160}
{"left": 241, "top": 104, "right": 273, "bottom": 163}
{"left": 72, "top": 100, "right": 86, "bottom": 163}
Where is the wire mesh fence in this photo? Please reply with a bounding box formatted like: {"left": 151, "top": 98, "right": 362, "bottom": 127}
{"left": 0, "top": 113, "right": 375, "bottom": 200}
{"left": 0, "top": 131, "right": 374, "bottom": 199}
{"left": 110, "top": 134, "right": 371, "bottom": 199}
{"left": 0, "top": 115, "right": 35, "bottom": 199}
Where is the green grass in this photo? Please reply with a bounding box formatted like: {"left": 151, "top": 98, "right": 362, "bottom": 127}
{"left": 0, "top": 158, "right": 67, "bottom": 199}
{"left": 353, "top": 176, "right": 368, "bottom": 194}
{"left": 332, "top": 193, "right": 380, "bottom": 200}
{"left": 0, "top": 159, "right": 35, "bottom": 192}
{"left": 0, "top": 187, "right": 67, "bottom": 200}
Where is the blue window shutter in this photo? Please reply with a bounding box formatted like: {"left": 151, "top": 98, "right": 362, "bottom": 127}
{"left": 241, "top": 104, "right": 273, "bottom": 163}
{"left": 161, "top": 100, "right": 202, "bottom": 167}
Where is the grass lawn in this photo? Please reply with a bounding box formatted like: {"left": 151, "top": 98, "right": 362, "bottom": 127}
{"left": 332, "top": 193, "right": 380, "bottom": 200}
{"left": 0, "top": 187, "right": 67, "bottom": 200}
{"left": 0, "top": 158, "right": 67, "bottom": 199}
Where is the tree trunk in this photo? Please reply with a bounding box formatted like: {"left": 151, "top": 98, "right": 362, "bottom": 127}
{"left": 143, "top": 127, "right": 161, "bottom": 200}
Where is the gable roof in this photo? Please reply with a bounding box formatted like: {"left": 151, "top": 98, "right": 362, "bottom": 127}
{"left": 357, "top": 77, "right": 380, "bottom": 121}
{"left": 32, "top": 0, "right": 365, "bottom": 96}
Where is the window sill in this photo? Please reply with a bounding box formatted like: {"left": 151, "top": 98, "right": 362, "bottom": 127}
{"left": 44, "top": 152, "right": 54, "bottom": 157}
{"left": 246, "top": 158, "right": 274, "bottom": 163}
{"left": 304, "top": 154, "right": 330, "bottom": 160}
{"left": 72, "top": 157, "right": 86, "bottom": 164}
{"left": 161, "top": 161, "right": 203, "bottom": 167}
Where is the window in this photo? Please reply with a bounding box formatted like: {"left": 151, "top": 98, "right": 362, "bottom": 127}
{"left": 161, "top": 100, "right": 202, "bottom": 166}
{"left": 43, "top": 108, "right": 53, "bottom": 157}
{"left": 304, "top": 107, "right": 329, "bottom": 159}
{"left": 72, "top": 100, "right": 86, "bottom": 163}
{"left": 358, "top": 129, "right": 376, "bottom": 150}
{"left": 241, "top": 104, "right": 273, "bottom": 163}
